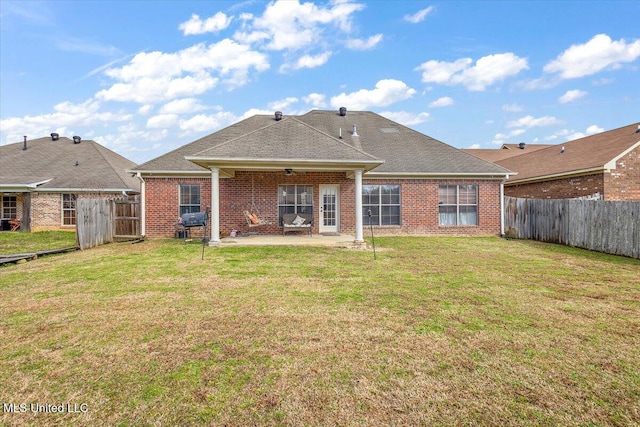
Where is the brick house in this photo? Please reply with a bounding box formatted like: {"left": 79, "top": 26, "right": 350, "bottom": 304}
{"left": 132, "top": 109, "right": 512, "bottom": 244}
{"left": 467, "top": 123, "right": 640, "bottom": 201}
{"left": 0, "top": 135, "right": 139, "bottom": 232}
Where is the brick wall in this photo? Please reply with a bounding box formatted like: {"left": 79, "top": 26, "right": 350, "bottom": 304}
{"left": 504, "top": 146, "right": 639, "bottom": 201}
{"left": 604, "top": 146, "right": 640, "bottom": 201}
{"left": 30, "top": 193, "right": 66, "bottom": 231}
{"left": 504, "top": 173, "right": 605, "bottom": 200}
{"left": 144, "top": 172, "right": 504, "bottom": 238}
{"left": 29, "top": 192, "right": 125, "bottom": 231}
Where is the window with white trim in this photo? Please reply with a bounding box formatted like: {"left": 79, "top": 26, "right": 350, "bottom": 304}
{"left": 62, "top": 194, "right": 77, "bottom": 226}
{"left": 179, "top": 184, "right": 201, "bottom": 216}
{"left": 439, "top": 184, "right": 478, "bottom": 226}
{"left": 363, "top": 185, "right": 401, "bottom": 226}
{"left": 2, "top": 196, "right": 17, "bottom": 219}
{"left": 278, "top": 185, "right": 313, "bottom": 225}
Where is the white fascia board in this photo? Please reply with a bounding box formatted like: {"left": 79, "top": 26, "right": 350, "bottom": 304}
{"left": 363, "top": 171, "right": 513, "bottom": 180}
{"left": 604, "top": 141, "right": 640, "bottom": 171}
{"left": 184, "top": 156, "right": 385, "bottom": 172}
{"left": 504, "top": 167, "right": 604, "bottom": 185}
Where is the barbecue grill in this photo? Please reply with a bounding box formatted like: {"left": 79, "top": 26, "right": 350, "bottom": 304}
{"left": 181, "top": 212, "right": 207, "bottom": 228}
{"left": 176, "top": 211, "right": 209, "bottom": 240}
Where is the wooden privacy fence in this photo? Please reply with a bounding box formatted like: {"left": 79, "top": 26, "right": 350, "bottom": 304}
{"left": 504, "top": 197, "right": 639, "bottom": 259}
{"left": 76, "top": 197, "right": 141, "bottom": 250}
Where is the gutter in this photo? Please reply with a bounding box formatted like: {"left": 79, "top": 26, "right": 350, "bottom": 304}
{"left": 136, "top": 172, "right": 146, "bottom": 237}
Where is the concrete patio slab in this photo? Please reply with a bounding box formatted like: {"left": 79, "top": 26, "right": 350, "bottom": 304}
{"left": 218, "top": 234, "right": 367, "bottom": 249}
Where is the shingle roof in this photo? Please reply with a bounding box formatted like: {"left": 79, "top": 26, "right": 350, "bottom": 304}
{"left": 0, "top": 136, "right": 139, "bottom": 191}
{"left": 135, "top": 110, "right": 510, "bottom": 176}
{"left": 298, "top": 110, "right": 510, "bottom": 175}
{"left": 191, "top": 115, "right": 381, "bottom": 164}
{"left": 497, "top": 122, "right": 640, "bottom": 182}
{"left": 464, "top": 144, "right": 554, "bottom": 162}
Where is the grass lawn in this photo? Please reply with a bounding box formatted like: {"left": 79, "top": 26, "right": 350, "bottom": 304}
{"left": 0, "top": 231, "right": 77, "bottom": 255}
{"left": 1, "top": 237, "right": 639, "bottom": 426}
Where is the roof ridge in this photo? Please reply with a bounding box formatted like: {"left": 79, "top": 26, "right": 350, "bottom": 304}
{"left": 192, "top": 116, "right": 285, "bottom": 156}
{"left": 287, "top": 116, "right": 381, "bottom": 161}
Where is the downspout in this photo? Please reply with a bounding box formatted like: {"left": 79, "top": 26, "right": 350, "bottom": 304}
{"left": 500, "top": 178, "right": 505, "bottom": 237}
{"left": 136, "top": 172, "right": 146, "bottom": 237}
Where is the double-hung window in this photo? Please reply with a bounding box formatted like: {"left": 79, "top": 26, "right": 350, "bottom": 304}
{"left": 439, "top": 184, "right": 478, "bottom": 226}
{"left": 2, "top": 196, "right": 17, "bottom": 219}
{"left": 278, "top": 185, "right": 313, "bottom": 225}
{"left": 179, "top": 184, "right": 201, "bottom": 216}
{"left": 62, "top": 194, "right": 77, "bottom": 226}
{"left": 363, "top": 185, "right": 401, "bottom": 226}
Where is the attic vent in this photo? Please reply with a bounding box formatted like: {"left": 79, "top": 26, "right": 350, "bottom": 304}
{"left": 380, "top": 127, "right": 399, "bottom": 133}
{"left": 518, "top": 142, "right": 526, "bottom": 149}
{"left": 636, "top": 124, "right": 640, "bottom": 133}
{"left": 275, "top": 111, "right": 283, "bottom": 121}
{"left": 73, "top": 136, "right": 81, "bottom": 144}
{"left": 51, "top": 133, "right": 59, "bottom": 141}
{"left": 339, "top": 107, "right": 347, "bottom": 116}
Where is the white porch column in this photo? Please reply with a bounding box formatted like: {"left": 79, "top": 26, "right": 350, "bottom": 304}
{"left": 354, "top": 169, "right": 364, "bottom": 243}
{"left": 209, "top": 167, "right": 221, "bottom": 246}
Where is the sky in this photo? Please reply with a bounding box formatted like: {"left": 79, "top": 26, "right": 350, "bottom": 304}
{"left": 1, "top": 0, "right": 639, "bottom": 165}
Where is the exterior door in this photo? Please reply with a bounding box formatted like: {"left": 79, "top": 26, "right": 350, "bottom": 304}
{"left": 319, "top": 185, "right": 339, "bottom": 234}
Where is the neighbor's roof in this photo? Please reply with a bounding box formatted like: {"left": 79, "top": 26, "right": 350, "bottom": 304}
{"left": 135, "top": 110, "right": 511, "bottom": 177}
{"left": 497, "top": 122, "right": 640, "bottom": 183}
{"left": 0, "top": 136, "right": 140, "bottom": 191}
{"left": 464, "top": 143, "right": 554, "bottom": 162}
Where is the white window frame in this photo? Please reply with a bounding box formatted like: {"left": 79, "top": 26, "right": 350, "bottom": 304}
{"left": 362, "top": 184, "right": 401, "bottom": 226}
{"left": 438, "top": 184, "right": 478, "bottom": 226}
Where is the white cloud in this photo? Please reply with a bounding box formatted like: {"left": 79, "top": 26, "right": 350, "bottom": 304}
{"left": 179, "top": 111, "right": 237, "bottom": 133}
{"left": 302, "top": 93, "right": 327, "bottom": 107}
{"left": 147, "top": 114, "right": 178, "bottom": 129}
{"left": 0, "top": 99, "right": 131, "bottom": 143}
{"left": 138, "top": 105, "right": 153, "bottom": 115}
{"left": 345, "top": 34, "right": 383, "bottom": 50}
{"left": 586, "top": 124, "right": 604, "bottom": 134}
{"left": 379, "top": 111, "right": 430, "bottom": 126}
{"left": 179, "top": 12, "right": 233, "bottom": 35}
{"left": 429, "top": 96, "right": 454, "bottom": 107}
{"left": 544, "top": 34, "right": 640, "bottom": 79}
{"left": 95, "top": 39, "right": 269, "bottom": 103}
{"left": 416, "top": 53, "right": 528, "bottom": 91}
{"left": 404, "top": 6, "right": 435, "bottom": 24}
{"left": 159, "top": 98, "right": 207, "bottom": 114}
{"left": 506, "top": 115, "right": 561, "bottom": 128}
{"left": 468, "top": 143, "right": 481, "bottom": 149}
{"left": 96, "top": 74, "right": 219, "bottom": 104}
{"left": 281, "top": 51, "right": 332, "bottom": 72}
{"left": 563, "top": 124, "right": 605, "bottom": 140}
{"left": 242, "top": 0, "right": 365, "bottom": 51}
{"left": 502, "top": 103, "right": 524, "bottom": 112}
{"left": 498, "top": 129, "right": 526, "bottom": 139}
{"left": 330, "top": 79, "right": 416, "bottom": 110}
{"left": 558, "top": 89, "right": 587, "bottom": 104}
{"left": 268, "top": 97, "right": 299, "bottom": 111}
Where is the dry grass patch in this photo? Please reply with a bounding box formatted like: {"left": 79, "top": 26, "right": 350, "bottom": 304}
{"left": 1, "top": 237, "right": 639, "bottom": 426}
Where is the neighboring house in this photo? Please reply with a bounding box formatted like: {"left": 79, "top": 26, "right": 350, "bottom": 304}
{"left": 0, "top": 134, "right": 140, "bottom": 232}
{"left": 465, "top": 142, "right": 554, "bottom": 163}
{"left": 132, "top": 109, "right": 512, "bottom": 244}
{"left": 468, "top": 123, "right": 640, "bottom": 201}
